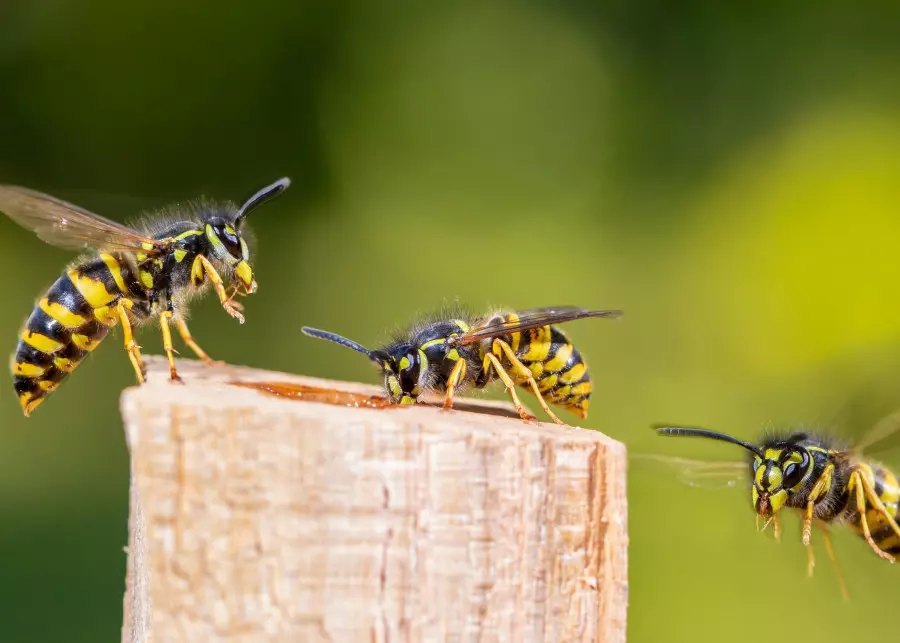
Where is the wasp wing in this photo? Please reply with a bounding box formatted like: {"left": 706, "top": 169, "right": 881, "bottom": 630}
{"left": 631, "top": 453, "right": 749, "bottom": 490}
{"left": 454, "top": 306, "right": 622, "bottom": 346}
{"left": 853, "top": 407, "right": 900, "bottom": 456}
{"left": 0, "top": 185, "right": 166, "bottom": 254}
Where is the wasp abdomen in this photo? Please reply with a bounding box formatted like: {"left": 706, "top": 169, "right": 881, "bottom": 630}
{"left": 506, "top": 325, "right": 592, "bottom": 418}
{"left": 13, "top": 254, "right": 137, "bottom": 415}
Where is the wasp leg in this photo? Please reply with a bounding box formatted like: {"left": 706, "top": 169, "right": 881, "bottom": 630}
{"left": 195, "top": 255, "right": 245, "bottom": 324}
{"left": 802, "top": 462, "right": 834, "bottom": 546}
{"left": 820, "top": 527, "right": 850, "bottom": 600}
{"left": 806, "top": 534, "right": 816, "bottom": 577}
{"left": 859, "top": 469, "right": 900, "bottom": 541}
{"left": 483, "top": 353, "right": 537, "bottom": 422}
{"left": 492, "top": 339, "right": 565, "bottom": 425}
{"left": 117, "top": 299, "right": 145, "bottom": 384}
{"left": 159, "top": 311, "right": 183, "bottom": 382}
{"left": 762, "top": 513, "right": 782, "bottom": 542}
{"left": 442, "top": 357, "right": 467, "bottom": 410}
{"left": 175, "top": 316, "right": 220, "bottom": 366}
{"left": 850, "top": 470, "right": 895, "bottom": 562}
{"left": 225, "top": 284, "right": 246, "bottom": 311}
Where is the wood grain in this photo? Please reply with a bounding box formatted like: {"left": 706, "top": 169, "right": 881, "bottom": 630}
{"left": 120, "top": 357, "right": 628, "bottom": 643}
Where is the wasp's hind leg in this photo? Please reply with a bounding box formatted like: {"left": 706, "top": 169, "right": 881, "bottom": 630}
{"left": 175, "top": 316, "right": 221, "bottom": 367}
{"left": 492, "top": 339, "right": 565, "bottom": 425}
{"left": 859, "top": 469, "right": 900, "bottom": 543}
{"left": 849, "top": 470, "right": 895, "bottom": 562}
{"left": 117, "top": 299, "right": 146, "bottom": 384}
{"left": 159, "top": 311, "right": 184, "bottom": 382}
{"left": 483, "top": 353, "right": 538, "bottom": 423}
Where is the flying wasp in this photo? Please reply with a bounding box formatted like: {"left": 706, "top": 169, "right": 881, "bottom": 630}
{"left": 301, "top": 306, "right": 621, "bottom": 425}
{"left": 2, "top": 177, "right": 290, "bottom": 416}
{"left": 653, "top": 419, "right": 900, "bottom": 595}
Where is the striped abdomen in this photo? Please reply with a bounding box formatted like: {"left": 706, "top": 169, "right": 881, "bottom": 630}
{"left": 845, "top": 463, "right": 900, "bottom": 555}
{"left": 505, "top": 324, "right": 592, "bottom": 418}
{"left": 13, "top": 253, "right": 139, "bottom": 415}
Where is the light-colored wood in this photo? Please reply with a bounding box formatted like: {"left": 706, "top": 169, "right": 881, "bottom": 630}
{"left": 121, "top": 357, "right": 628, "bottom": 643}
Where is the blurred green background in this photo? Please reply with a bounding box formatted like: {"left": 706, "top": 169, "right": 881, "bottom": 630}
{"left": 2, "top": 0, "right": 900, "bottom": 641}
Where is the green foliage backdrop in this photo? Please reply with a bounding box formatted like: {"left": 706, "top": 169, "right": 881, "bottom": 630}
{"left": 2, "top": 1, "right": 900, "bottom": 641}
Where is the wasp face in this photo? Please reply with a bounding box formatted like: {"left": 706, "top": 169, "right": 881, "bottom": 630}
{"left": 751, "top": 447, "right": 812, "bottom": 516}
{"left": 205, "top": 217, "right": 255, "bottom": 293}
{"left": 380, "top": 344, "right": 429, "bottom": 405}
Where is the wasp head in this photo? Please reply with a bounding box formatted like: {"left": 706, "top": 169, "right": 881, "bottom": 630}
{"left": 203, "top": 177, "right": 290, "bottom": 294}
{"left": 751, "top": 443, "right": 814, "bottom": 516}
{"left": 300, "top": 327, "right": 429, "bottom": 405}
{"left": 379, "top": 343, "right": 429, "bottom": 405}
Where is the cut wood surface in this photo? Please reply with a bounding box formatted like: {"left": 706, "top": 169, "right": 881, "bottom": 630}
{"left": 121, "top": 357, "right": 628, "bottom": 643}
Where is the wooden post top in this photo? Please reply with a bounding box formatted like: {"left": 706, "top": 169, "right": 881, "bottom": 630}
{"left": 121, "top": 357, "right": 628, "bottom": 643}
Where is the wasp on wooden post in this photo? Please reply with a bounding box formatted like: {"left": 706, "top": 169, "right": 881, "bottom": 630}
{"left": 2, "top": 177, "right": 290, "bottom": 416}
{"left": 302, "top": 306, "right": 621, "bottom": 425}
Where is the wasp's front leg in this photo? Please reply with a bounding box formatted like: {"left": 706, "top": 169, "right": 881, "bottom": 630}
{"left": 192, "top": 255, "right": 245, "bottom": 324}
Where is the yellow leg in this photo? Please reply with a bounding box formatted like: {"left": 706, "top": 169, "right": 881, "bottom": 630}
{"left": 175, "top": 317, "right": 219, "bottom": 366}
{"left": 806, "top": 536, "right": 816, "bottom": 577}
{"left": 484, "top": 353, "right": 536, "bottom": 422}
{"left": 117, "top": 300, "right": 145, "bottom": 384}
{"left": 859, "top": 470, "right": 900, "bottom": 541}
{"left": 492, "top": 339, "right": 564, "bottom": 425}
{"left": 802, "top": 504, "right": 815, "bottom": 547}
{"left": 820, "top": 527, "right": 850, "bottom": 600}
{"left": 442, "top": 358, "right": 467, "bottom": 410}
{"left": 225, "top": 284, "right": 246, "bottom": 311}
{"left": 159, "top": 311, "right": 182, "bottom": 382}
{"left": 762, "top": 514, "right": 782, "bottom": 542}
{"left": 802, "top": 463, "right": 834, "bottom": 546}
{"left": 851, "top": 471, "right": 894, "bottom": 562}
{"left": 196, "top": 255, "right": 245, "bottom": 324}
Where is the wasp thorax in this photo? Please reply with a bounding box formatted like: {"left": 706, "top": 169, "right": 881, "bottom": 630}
{"left": 751, "top": 447, "right": 811, "bottom": 515}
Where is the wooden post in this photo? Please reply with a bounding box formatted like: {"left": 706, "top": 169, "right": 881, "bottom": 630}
{"left": 120, "top": 357, "right": 628, "bottom": 643}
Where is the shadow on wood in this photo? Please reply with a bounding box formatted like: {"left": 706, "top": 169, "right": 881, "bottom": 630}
{"left": 121, "top": 357, "right": 628, "bottom": 643}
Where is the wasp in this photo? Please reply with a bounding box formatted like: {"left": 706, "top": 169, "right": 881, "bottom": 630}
{"left": 2, "top": 177, "right": 290, "bottom": 416}
{"left": 655, "top": 422, "right": 900, "bottom": 595}
{"left": 301, "top": 306, "right": 621, "bottom": 425}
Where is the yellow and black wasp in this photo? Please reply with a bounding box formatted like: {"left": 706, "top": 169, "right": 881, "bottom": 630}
{"left": 3, "top": 177, "right": 290, "bottom": 416}
{"left": 654, "top": 419, "right": 900, "bottom": 595}
{"left": 301, "top": 306, "right": 621, "bottom": 424}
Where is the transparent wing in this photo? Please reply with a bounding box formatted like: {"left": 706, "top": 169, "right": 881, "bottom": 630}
{"left": 854, "top": 408, "right": 900, "bottom": 456}
{"left": 631, "top": 453, "right": 749, "bottom": 490}
{"left": 455, "top": 306, "right": 622, "bottom": 345}
{"left": 0, "top": 185, "right": 165, "bottom": 254}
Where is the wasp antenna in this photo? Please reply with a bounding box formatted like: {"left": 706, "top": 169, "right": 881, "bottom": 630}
{"left": 301, "top": 327, "right": 382, "bottom": 364}
{"left": 656, "top": 426, "right": 764, "bottom": 457}
{"left": 235, "top": 177, "right": 291, "bottom": 227}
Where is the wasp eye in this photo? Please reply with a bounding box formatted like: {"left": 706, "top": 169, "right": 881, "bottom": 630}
{"left": 397, "top": 352, "right": 421, "bottom": 393}
{"left": 782, "top": 450, "right": 809, "bottom": 489}
{"left": 213, "top": 222, "right": 242, "bottom": 258}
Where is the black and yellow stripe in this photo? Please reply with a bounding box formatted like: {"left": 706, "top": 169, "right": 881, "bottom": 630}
{"left": 13, "top": 253, "right": 140, "bottom": 415}
{"left": 500, "top": 321, "right": 592, "bottom": 418}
